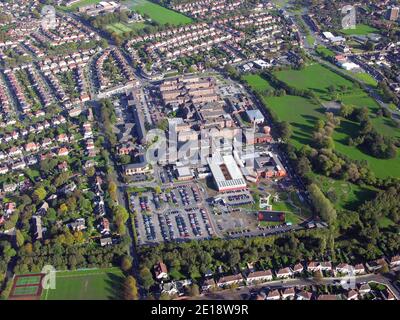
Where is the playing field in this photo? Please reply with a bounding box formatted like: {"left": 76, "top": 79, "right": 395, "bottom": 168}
{"left": 340, "top": 24, "right": 379, "bottom": 36}
{"left": 60, "top": 0, "right": 102, "bottom": 11}
{"left": 41, "top": 268, "right": 125, "bottom": 300}
{"left": 106, "top": 21, "right": 147, "bottom": 35}
{"left": 129, "top": 0, "right": 192, "bottom": 25}
{"left": 274, "top": 64, "right": 353, "bottom": 97}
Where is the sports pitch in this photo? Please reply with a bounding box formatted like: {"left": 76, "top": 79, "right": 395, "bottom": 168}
{"left": 129, "top": 0, "right": 192, "bottom": 26}
{"left": 41, "top": 268, "right": 125, "bottom": 300}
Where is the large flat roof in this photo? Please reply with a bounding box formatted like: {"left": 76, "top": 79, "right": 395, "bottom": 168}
{"left": 207, "top": 154, "right": 247, "bottom": 190}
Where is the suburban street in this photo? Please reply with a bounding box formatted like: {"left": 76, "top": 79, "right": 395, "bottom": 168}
{"left": 201, "top": 273, "right": 400, "bottom": 300}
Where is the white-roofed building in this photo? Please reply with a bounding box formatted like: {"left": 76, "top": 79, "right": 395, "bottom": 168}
{"left": 246, "top": 109, "right": 265, "bottom": 124}
{"left": 207, "top": 154, "right": 247, "bottom": 192}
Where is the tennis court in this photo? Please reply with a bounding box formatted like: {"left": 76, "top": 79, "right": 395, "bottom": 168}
{"left": 15, "top": 275, "right": 42, "bottom": 286}
{"left": 13, "top": 286, "right": 40, "bottom": 296}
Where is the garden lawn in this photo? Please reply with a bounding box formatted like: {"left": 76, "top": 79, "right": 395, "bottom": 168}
{"left": 41, "top": 268, "right": 125, "bottom": 300}
{"left": 129, "top": 0, "right": 192, "bottom": 25}
{"left": 340, "top": 24, "right": 379, "bottom": 36}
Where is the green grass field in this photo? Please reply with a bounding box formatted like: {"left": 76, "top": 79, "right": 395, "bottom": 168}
{"left": 316, "top": 45, "right": 335, "bottom": 58}
{"left": 312, "top": 174, "right": 377, "bottom": 211}
{"left": 106, "top": 21, "right": 147, "bottom": 35}
{"left": 274, "top": 64, "right": 353, "bottom": 96}
{"left": 340, "top": 24, "right": 379, "bottom": 36}
{"left": 306, "top": 34, "right": 315, "bottom": 46}
{"left": 60, "top": 0, "right": 102, "bottom": 11}
{"left": 243, "top": 74, "right": 274, "bottom": 93}
{"left": 354, "top": 72, "right": 378, "bottom": 87}
{"left": 41, "top": 268, "right": 125, "bottom": 300}
{"left": 244, "top": 65, "right": 400, "bottom": 179}
{"left": 129, "top": 0, "right": 192, "bottom": 25}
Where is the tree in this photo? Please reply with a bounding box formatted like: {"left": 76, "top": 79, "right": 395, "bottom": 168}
{"left": 15, "top": 229, "right": 25, "bottom": 248}
{"left": 340, "top": 104, "right": 354, "bottom": 118}
{"left": 33, "top": 187, "right": 47, "bottom": 202}
{"left": 139, "top": 267, "right": 155, "bottom": 290}
{"left": 124, "top": 276, "right": 139, "bottom": 300}
{"left": 108, "top": 182, "right": 118, "bottom": 203}
{"left": 121, "top": 255, "right": 133, "bottom": 272}
{"left": 278, "top": 121, "right": 292, "bottom": 141}
{"left": 308, "top": 183, "right": 337, "bottom": 225}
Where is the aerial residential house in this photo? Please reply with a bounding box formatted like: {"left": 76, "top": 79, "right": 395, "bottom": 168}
{"left": 346, "top": 290, "right": 359, "bottom": 300}
{"left": 246, "top": 270, "right": 273, "bottom": 284}
{"left": 293, "top": 263, "right": 304, "bottom": 274}
{"left": 32, "top": 215, "right": 43, "bottom": 241}
{"left": 42, "top": 138, "right": 52, "bottom": 148}
{"left": 154, "top": 261, "right": 169, "bottom": 281}
{"left": 161, "top": 281, "right": 179, "bottom": 296}
{"left": 256, "top": 292, "right": 266, "bottom": 300}
{"left": 317, "top": 294, "right": 338, "bottom": 301}
{"left": 57, "top": 134, "right": 69, "bottom": 143}
{"left": 100, "top": 237, "right": 112, "bottom": 247}
{"left": 57, "top": 147, "right": 69, "bottom": 157}
{"left": 276, "top": 267, "right": 293, "bottom": 279}
{"left": 266, "top": 289, "right": 281, "bottom": 300}
{"left": 307, "top": 261, "right": 332, "bottom": 273}
{"left": 58, "top": 161, "right": 68, "bottom": 172}
{"left": 296, "top": 290, "right": 313, "bottom": 300}
{"left": 201, "top": 278, "right": 217, "bottom": 292}
{"left": 0, "top": 166, "right": 9, "bottom": 175}
{"left": 99, "top": 217, "right": 110, "bottom": 235}
{"left": 217, "top": 274, "right": 244, "bottom": 288}
{"left": 3, "top": 183, "right": 17, "bottom": 193}
{"left": 358, "top": 283, "right": 371, "bottom": 296}
{"left": 124, "top": 157, "right": 153, "bottom": 176}
{"left": 25, "top": 142, "right": 38, "bottom": 152}
{"left": 5, "top": 202, "right": 16, "bottom": 216}
{"left": 335, "top": 263, "right": 354, "bottom": 275}
{"left": 389, "top": 255, "right": 400, "bottom": 269}
{"left": 281, "top": 287, "right": 296, "bottom": 300}
{"left": 68, "top": 218, "right": 86, "bottom": 231}
{"left": 354, "top": 264, "right": 366, "bottom": 275}
{"left": 320, "top": 261, "right": 333, "bottom": 272}
{"left": 366, "top": 258, "right": 387, "bottom": 272}
{"left": 383, "top": 289, "right": 395, "bottom": 301}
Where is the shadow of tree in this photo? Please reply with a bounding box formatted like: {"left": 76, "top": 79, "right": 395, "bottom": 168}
{"left": 105, "top": 272, "right": 125, "bottom": 300}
